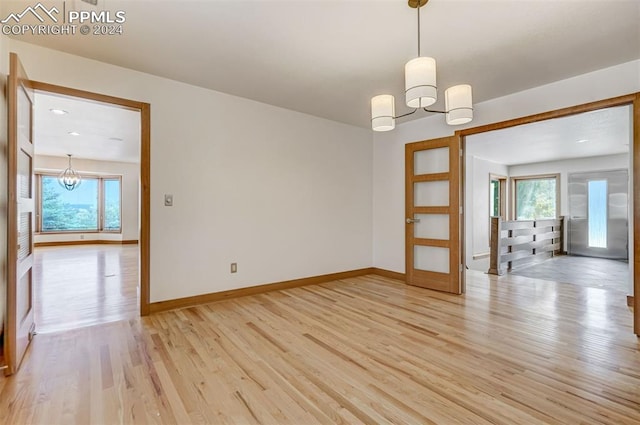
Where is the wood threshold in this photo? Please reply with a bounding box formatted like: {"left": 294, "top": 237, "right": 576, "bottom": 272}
{"left": 150, "top": 268, "right": 376, "bottom": 313}
{"left": 34, "top": 240, "right": 139, "bottom": 247}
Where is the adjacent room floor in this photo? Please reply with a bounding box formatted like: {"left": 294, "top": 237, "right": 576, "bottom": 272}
{"left": 510, "top": 254, "right": 629, "bottom": 292}
{"left": 1, "top": 271, "right": 638, "bottom": 424}
{"left": 33, "top": 245, "right": 139, "bottom": 334}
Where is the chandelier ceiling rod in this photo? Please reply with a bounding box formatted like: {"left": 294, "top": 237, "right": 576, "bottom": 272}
{"left": 417, "top": 0, "right": 421, "bottom": 57}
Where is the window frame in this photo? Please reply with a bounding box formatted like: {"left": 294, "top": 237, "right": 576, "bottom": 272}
{"left": 101, "top": 177, "right": 124, "bottom": 232}
{"left": 35, "top": 173, "right": 123, "bottom": 234}
{"left": 489, "top": 173, "right": 507, "bottom": 220}
{"left": 510, "top": 173, "right": 560, "bottom": 221}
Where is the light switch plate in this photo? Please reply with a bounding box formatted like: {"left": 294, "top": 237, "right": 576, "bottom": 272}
{"left": 164, "top": 194, "right": 173, "bottom": 206}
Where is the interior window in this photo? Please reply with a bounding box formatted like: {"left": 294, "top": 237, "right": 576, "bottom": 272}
{"left": 514, "top": 176, "right": 557, "bottom": 220}
{"left": 38, "top": 174, "right": 122, "bottom": 233}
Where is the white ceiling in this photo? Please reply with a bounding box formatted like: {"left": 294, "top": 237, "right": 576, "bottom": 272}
{"left": 466, "top": 105, "right": 631, "bottom": 166}
{"left": 34, "top": 91, "right": 141, "bottom": 163}
{"left": 5, "top": 0, "right": 639, "bottom": 128}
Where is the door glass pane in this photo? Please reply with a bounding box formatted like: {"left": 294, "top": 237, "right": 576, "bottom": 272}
{"left": 18, "top": 86, "right": 32, "bottom": 141}
{"left": 414, "top": 214, "right": 449, "bottom": 240}
{"left": 414, "top": 246, "right": 449, "bottom": 273}
{"left": 18, "top": 150, "right": 32, "bottom": 198}
{"left": 18, "top": 270, "right": 33, "bottom": 321}
{"left": 103, "top": 179, "right": 121, "bottom": 231}
{"left": 588, "top": 180, "right": 607, "bottom": 248}
{"left": 18, "top": 212, "right": 32, "bottom": 260}
{"left": 41, "top": 176, "right": 98, "bottom": 231}
{"left": 414, "top": 147, "right": 449, "bottom": 175}
{"left": 515, "top": 178, "right": 556, "bottom": 220}
{"left": 414, "top": 181, "right": 449, "bottom": 207}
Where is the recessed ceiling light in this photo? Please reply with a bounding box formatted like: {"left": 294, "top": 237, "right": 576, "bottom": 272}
{"left": 68, "top": 131, "right": 80, "bottom": 136}
{"left": 50, "top": 108, "right": 68, "bottom": 115}
{"left": 576, "top": 139, "right": 588, "bottom": 144}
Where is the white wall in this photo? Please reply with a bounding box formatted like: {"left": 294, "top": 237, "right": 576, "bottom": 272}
{"left": 373, "top": 59, "right": 640, "bottom": 297}
{"left": 465, "top": 156, "right": 508, "bottom": 271}
{"left": 7, "top": 40, "right": 373, "bottom": 303}
{"left": 34, "top": 155, "right": 139, "bottom": 243}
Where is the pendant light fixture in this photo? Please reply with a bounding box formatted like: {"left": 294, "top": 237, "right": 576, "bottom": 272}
{"left": 58, "top": 154, "right": 82, "bottom": 191}
{"left": 371, "top": 0, "right": 473, "bottom": 131}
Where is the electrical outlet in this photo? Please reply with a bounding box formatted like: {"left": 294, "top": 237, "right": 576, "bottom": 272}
{"left": 230, "top": 263, "right": 237, "bottom": 273}
{"left": 80, "top": 234, "right": 84, "bottom": 240}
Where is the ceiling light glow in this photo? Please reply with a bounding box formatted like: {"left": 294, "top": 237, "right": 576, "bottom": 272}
{"left": 68, "top": 131, "right": 80, "bottom": 136}
{"left": 50, "top": 109, "right": 68, "bottom": 115}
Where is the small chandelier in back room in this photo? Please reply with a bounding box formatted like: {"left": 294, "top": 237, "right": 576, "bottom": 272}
{"left": 58, "top": 154, "right": 82, "bottom": 191}
{"left": 371, "top": 0, "right": 473, "bottom": 131}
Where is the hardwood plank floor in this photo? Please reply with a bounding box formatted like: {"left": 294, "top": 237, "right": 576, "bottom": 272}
{"left": 1, "top": 271, "right": 638, "bottom": 424}
{"left": 33, "top": 245, "right": 139, "bottom": 334}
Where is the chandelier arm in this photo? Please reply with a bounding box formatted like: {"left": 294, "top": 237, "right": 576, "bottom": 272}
{"left": 394, "top": 108, "right": 419, "bottom": 120}
{"left": 422, "top": 108, "right": 446, "bottom": 114}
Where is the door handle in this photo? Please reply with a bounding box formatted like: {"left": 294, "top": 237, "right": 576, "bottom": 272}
{"left": 406, "top": 218, "right": 421, "bottom": 224}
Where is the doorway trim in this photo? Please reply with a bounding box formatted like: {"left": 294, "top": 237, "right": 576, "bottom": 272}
{"left": 457, "top": 92, "right": 640, "bottom": 335}
{"left": 30, "top": 81, "right": 151, "bottom": 316}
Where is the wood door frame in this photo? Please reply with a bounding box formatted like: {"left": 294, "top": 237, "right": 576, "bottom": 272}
{"left": 458, "top": 92, "right": 640, "bottom": 335}
{"left": 29, "top": 80, "right": 151, "bottom": 316}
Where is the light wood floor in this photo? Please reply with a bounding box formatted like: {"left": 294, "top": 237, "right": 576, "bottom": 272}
{"left": 34, "top": 245, "right": 139, "bottom": 334}
{"left": 1, "top": 271, "right": 638, "bottom": 424}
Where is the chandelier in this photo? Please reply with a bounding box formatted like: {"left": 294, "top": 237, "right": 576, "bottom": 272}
{"left": 58, "top": 154, "right": 82, "bottom": 191}
{"left": 371, "top": 0, "right": 473, "bottom": 131}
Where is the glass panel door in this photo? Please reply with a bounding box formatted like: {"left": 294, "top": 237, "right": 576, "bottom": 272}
{"left": 405, "top": 136, "right": 462, "bottom": 294}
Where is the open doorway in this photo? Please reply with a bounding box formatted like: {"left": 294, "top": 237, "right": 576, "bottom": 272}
{"left": 464, "top": 104, "right": 632, "bottom": 296}
{"left": 3, "top": 53, "right": 150, "bottom": 375}
{"left": 31, "top": 91, "right": 141, "bottom": 333}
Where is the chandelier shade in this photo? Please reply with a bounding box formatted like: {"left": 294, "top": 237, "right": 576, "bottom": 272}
{"left": 405, "top": 57, "right": 437, "bottom": 108}
{"left": 371, "top": 94, "right": 396, "bottom": 132}
{"left": 58, "top": 154, "right": 82, "bottom": 191}
{"left": 445, "top": 84, "right": 473, "bottom": 125}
